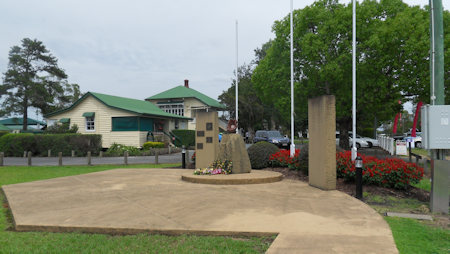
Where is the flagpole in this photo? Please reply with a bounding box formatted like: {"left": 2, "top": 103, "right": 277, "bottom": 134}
{"left": 351, "top": 0, "right": 357, "bottom": 161}
{"left": 235, "top": 20, "right": 239, "bottom": 134}
{"left": 290, "top": 0, "right": 295, "bottom": 157}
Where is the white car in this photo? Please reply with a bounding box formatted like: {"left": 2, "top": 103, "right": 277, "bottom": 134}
{"left": 349, "top": 132, "right": 379, "bottom": 148}
{"left": 336, "top": 132, "right": 370, "bottom": 149}
{"left": 403, "top": 136, "right": 422, "bottom": 148}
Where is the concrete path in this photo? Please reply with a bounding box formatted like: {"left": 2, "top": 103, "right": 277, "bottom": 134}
{"left": 3, "top": 168, "right": 398, "bottom": 253}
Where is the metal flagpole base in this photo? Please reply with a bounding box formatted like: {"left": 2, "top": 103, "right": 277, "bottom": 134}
{"left": 351, "top": 147, "right": 357, "bottom": 161}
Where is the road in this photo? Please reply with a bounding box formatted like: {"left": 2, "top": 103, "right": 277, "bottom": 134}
{"left": 1, "top": 152, "right": 189, "bottom": 166}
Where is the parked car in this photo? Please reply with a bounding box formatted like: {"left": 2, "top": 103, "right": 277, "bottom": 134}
{"left": 349, "top": 132, "right": 379, "bottom": 148}
{"left": 254, "top": 130, "right": 291, "bottom": 148}
{"left": 402, "top": 136, "right": 422, "bottom": 148}
{"left": 336, "top": 132, "right": 370, "bottom": 149}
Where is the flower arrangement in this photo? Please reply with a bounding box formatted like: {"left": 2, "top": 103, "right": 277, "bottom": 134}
{"left": 191, "top": 152, "right": 196, "bottom": 163}
{"left": 269, "top": 149, "right": 301, "bottom": 170}
{"left": 336, "top": 151, "right": 424, "bottom": 190}
{"left": 193, "top": 159, "right": 233, "bottom": 175}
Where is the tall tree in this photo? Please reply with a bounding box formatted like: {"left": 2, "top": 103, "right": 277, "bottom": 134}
{"left": 0, "top": 38, "right": 79, "bottom": 130}
{"left": 219, "top": 64, "right": 270, "bottom": 134}
{"left": 252, "top": 0, "right": 443, "bottom": 149}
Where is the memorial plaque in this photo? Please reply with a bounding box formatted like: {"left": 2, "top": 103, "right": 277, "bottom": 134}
{"left": 196, "top": 112, "right": 219, "bottom": 168}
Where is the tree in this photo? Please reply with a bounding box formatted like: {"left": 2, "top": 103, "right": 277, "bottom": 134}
{"left": 252, "top": 0, "right": 443, "bottom": 149}
{"left": 218, "top": 64, "right": 269, "bottom": 134}
{"left": 0, "top": 38, "right": 80, "bottom": 130}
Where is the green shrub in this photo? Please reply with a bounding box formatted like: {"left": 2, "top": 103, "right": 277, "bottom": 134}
{"left": 0, "top": 131, "right": 10, "bottom": 138}
{"left": 247, "top": 141, "right": 279, "bottom": 169}
{"left": 171, "top": 129, "right": 195, "bottom": 147}
{"left": 44, "top": 123, "right": 78, "bottom": 134}
{"left": 143, "top": 141, "right": 165, "bottom": 149}
{"left": 105, "top": 143, "right": 141, "bottom": 156}
{"left": 0, "top": 133, "right": 101, "bottom": 156}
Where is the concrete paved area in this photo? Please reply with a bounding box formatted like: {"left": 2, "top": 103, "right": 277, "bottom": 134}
{"left": 3, "top": 168, "right": 398, "bottom": 253}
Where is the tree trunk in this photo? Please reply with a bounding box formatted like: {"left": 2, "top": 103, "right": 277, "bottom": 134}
{"left": 23, "top": 96, "right": 28, "bottom": 131}
{"left": 337, "top": 117, "right": 351, "bottom": 150}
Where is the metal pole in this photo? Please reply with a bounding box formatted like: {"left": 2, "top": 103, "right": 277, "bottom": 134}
{"left": 235, "top": 20, "right": 239, "bottom": 134}
{"left": 87, "top": 151, "right": 91, "bottom": 166}
{"left": 351, "top": 0, "right": 357, "bottom": 161}
{"left": 124, "top": 151, "right": 128, "bottom": 165}
{"left": 355, "top": 156, "right": 363, "bottom": 200}
{"left": 182, "top": 145, "right": 186, "bottom": 169}
{"left": 290, "top": 0, "right": 295, "bottom": 158}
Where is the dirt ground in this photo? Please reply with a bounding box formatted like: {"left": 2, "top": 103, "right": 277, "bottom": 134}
{"left": 265, "top": 167, "right": 449, "bottom": 230}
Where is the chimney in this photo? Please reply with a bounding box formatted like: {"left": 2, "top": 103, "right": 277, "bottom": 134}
{"left": 184, "top": 79, "right": 189, "bottom": 88}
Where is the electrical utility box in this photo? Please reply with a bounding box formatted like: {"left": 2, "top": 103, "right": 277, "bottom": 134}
{"left": 421, "top": 105, "right": 450, "bottom": 149}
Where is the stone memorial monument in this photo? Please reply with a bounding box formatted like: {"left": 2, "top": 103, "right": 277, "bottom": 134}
{"left": 218, "top": 134, "right": 251, "bottom": 174}
{"left": 308, "top": 95, "right": 336, "bottom": 190}
{"left": 195, "top": 111, "right": 219, "bottom": 169}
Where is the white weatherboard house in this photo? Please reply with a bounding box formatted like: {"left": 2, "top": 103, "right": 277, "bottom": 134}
{"left": 146, "top": 80, "right": 227, "bottom": 130}
{"left": 45, "top": 92, "right": 190, "bottom": 148}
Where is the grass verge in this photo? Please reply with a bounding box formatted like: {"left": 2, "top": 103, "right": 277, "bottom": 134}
{"left": 385, "top": 217, "right": 450, "bottom": 254}
{"left": 0, "top": 164, "right": 273, "bottom": 253}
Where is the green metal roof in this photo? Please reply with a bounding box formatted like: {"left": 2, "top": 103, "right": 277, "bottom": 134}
{"left": 45, "top": 92, "right": 190, "bottom": 120}
{"left": 146, "top": 86, "right": 226, "bottom": 109}
{"left": 0, "top": 117, "right": 46, "bottom": 126}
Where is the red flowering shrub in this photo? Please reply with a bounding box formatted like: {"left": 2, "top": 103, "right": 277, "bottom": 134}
{"left": 336, "top": 151, "right": 424, "bottom": 190}
{"left": 269, "top": 149, "right": 301, "bottom": 170}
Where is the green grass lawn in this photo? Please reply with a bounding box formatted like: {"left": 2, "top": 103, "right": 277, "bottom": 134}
{"left": 411, "top": 177, "right": 431, "bottom": 192}
{"left": 386, "top": 217, "right": 450, "bottom": 254}
{"left": 0, "top": 164, "right": 273, "bottom": 253}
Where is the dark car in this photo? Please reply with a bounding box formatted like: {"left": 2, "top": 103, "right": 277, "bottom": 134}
{"left": 254, "top": 130, "right": 290, "bottom": 148}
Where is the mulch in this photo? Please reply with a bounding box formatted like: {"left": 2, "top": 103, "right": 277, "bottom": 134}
{"left": 265, "top": 167, "right": 430, "bottom": 202}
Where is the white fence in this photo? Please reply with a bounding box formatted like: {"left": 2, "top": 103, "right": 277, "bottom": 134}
{"left": 378, "top": 136, "right": 395, "bottom": 155}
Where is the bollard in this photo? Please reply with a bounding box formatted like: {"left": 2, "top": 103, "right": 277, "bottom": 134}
{"left": 58, "top": 152, "right": 62, "bottom": 166}
{"left": 27, "top": 151, "right": 32, "bottom": 166}
{"left": 99, "top": 151, "right": 103, "bottom": 157}
{"left": 0, "top": 152, "right": 3, "bottom": 167}
{"left": 71, "top": 150, "right": 75, "bottom": 157}
{"left": 155, "top": 150, "right": 159, "bottom": 165}
{"left": 87, "top": 151, "right": 92, "bottom": 166}
{"left": 124, "top": 151, "right": 128, "bottom": 165}
{"left": 408, "top": 142, "right": 412, "bottom": 163}
{"left": 181, "top": 145, "right": 186, "bottom": 169}
{"left": 48, "top": 149, "right": 51, "bottom": 157}
{"left": 185, "top": 149, "right": 190, "bottom": 167}
{"left": 23, "top": 151, "right": 27, "bottom": 158}
{"left": 355, "top": 156, "right": 363, "bottom": 200}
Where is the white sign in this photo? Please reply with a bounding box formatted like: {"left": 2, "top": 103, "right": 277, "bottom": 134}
{"left": 396, "top": 140, "right": 408, "bottom": 156}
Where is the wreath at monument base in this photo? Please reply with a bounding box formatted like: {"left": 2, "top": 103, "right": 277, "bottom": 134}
{"left": 193, "top": 159, "right": 233, "bottom": 175}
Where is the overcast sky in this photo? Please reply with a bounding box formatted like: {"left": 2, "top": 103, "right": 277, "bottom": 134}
{"left": 0, "top": 0, "right": 448, "bottom": 119}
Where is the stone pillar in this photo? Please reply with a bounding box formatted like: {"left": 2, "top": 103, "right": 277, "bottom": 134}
{"left": 195, "top": 111, "right": 219, "bottom": 169}
{"left": 218, "top": 134, "right": 251, "bottom": 174}
{"left": 308, "top": 95, "right": 336, "bottom": 190}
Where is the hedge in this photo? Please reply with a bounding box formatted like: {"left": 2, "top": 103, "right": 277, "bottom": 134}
{"left": 171, "top": 129, "right": 195, "bottom": 148}
{"left": 143, "top": 141, "right": 165, "bottom": 149}
{"left": 0, "top": 133, "right": 102, "bottom": 157}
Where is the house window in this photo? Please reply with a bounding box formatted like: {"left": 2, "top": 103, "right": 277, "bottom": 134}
{"left": 85, "top": 116, "right": 95, "bottom": 131}
{"left": 112, "top": 117, "right": 138, "bottom": 131}
{"left": 158, "top": 103, "right": 184, "bottom": 116}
